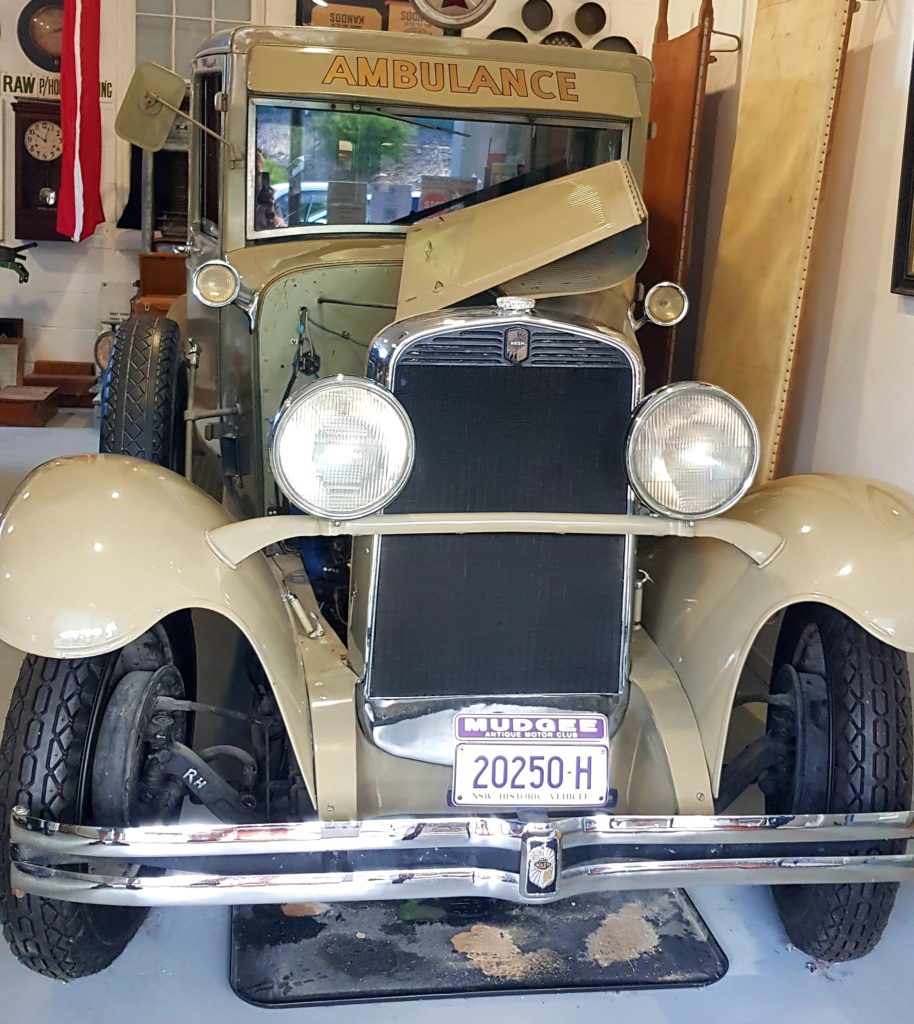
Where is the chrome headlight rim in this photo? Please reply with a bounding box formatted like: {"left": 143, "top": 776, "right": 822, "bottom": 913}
{"left": 269, "top": 374, "right": 416, "bottom": 520}
{"left": 626, "top": 381, "right": 760, "bottom": 521}
{"left": 192, "top": 259, "right": 241, "bottom": 308}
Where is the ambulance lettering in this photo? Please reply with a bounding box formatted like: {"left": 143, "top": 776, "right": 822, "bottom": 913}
{"left": 320, "top": 55, "right": 580, "bottom": 103}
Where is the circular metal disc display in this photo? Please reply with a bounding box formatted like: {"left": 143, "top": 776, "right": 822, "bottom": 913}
{"left": 410, "top": 0, "right": 498, "bottom": 29}
{"left": 18, "top": 1, "right": 64, "bottom": 73}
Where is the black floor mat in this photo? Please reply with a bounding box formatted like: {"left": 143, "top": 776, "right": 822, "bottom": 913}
{"left": 230, "top": 890, "right": 728, "bottom": 1006}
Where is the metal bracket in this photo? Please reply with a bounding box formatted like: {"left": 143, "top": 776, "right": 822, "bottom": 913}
{"left": 184, "top": 403, "right": 241, "bottom": 424}
{"left": 709, "top": 29, "right": 742, "bottom": 63}
{"left": 715, "top": 735, "right": 788, "bottom": 813}
{"left": 154, "top": 741, "right": 259, "bottom": 823}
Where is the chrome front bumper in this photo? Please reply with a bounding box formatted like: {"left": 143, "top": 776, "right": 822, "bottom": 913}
{"left": 10, "top": 806, "right": 914, "bottom": 907}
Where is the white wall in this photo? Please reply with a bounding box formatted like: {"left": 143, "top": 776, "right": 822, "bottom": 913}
{"left": 0, "top": 0, "right": 139, "bottom": 369}
{"left": 0, "top": 0, "right": 295, "bottom": 371}
{"left": 783, "top": 0, "right": 914, "bottom": 488}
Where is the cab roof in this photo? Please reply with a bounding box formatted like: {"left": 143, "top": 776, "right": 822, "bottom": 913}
{"left": 194, "top": 24, "right": 653, "bottom": 84}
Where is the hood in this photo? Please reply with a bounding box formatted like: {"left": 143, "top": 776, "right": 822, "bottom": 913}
{"left": 396, "top": 160, "right": 648, "bottom": 320}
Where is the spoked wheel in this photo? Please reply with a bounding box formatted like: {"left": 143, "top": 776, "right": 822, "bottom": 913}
{"left": 763, "top": 603, "right": 913, "bottom": 962}
{"left": 0, "top": 623, "right": 193, "bottom": 980}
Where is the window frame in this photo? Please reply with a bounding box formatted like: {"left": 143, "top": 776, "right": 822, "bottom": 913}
{"left": 135, "top": 0, "right": 263, "bottom": 75}
{"left": 245, "top": 96, "right": 632, "bottom": 243}
{"left": 191, "top": 65, "right": 226, "bottom": 238}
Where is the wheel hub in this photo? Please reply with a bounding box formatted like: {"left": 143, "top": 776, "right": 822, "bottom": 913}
{"left": 91, "top": 664, "right": 187, "bottom": 826}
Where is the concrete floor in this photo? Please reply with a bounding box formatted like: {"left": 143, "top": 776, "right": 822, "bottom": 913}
{"left": 1, "top": 412, "right": 913, "bottom": 1021}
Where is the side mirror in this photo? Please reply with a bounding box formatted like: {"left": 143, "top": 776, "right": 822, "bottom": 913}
{"left": 642, "top": 282, "right": 689, "bottom": 327}
{"left": 115, "top": 62, "right": 186, "bottom": 151}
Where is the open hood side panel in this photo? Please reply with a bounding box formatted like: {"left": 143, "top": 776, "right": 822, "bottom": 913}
{"left": 396, "top": 161, "right": 648, "bottom": 319}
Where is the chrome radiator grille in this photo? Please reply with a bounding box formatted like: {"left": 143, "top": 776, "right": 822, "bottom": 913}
{"left": 365, "top": 314, "right": 638, "bottom": 701}
{"left": 397, "top": 327, "right": 635, "bottom": 368}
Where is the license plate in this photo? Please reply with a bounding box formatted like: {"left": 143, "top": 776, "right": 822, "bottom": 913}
{"left": 451, "top": 713, "right": 610, "bottom": 807}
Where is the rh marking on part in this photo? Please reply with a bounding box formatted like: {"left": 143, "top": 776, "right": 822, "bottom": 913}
{"left": 182, "top": 768, "right": 207, "bottom": 790}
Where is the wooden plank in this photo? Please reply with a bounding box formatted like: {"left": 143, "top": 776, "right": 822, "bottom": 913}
{"left": 641, "top": 0, "right": 713, "bottom": 389}
{"left": 1, "top": 386, "right": 56, "bottom": 400}
{"left": 33, "top": 360, "right": 95, "bottom": 375}
{"left": 24, "top": 374, "right": 96, "bottom": 393}
{"left": 696, "top": 0, "right": 853, "bottom": 481}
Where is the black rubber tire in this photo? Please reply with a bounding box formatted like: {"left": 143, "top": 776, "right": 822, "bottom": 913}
{"left": 767, "top": 604, "right": 913, "bottom": 962}
{"left": 0, "top": 654, "right": 147, "bottom": 980}
{"left": 0, "top": 621, "right": 194, "bottom": 980}
{"left": 99, "top": 315, "right": 186, "bottom": 472}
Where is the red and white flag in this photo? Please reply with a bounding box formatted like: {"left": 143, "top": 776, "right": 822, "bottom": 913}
{"left": 57, "top": 0, "right": 105, "bottom": 242}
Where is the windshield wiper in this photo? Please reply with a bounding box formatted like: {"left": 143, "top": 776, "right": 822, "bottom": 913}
{"left": 368, "top": 110, "right": 470, "bottom": 138}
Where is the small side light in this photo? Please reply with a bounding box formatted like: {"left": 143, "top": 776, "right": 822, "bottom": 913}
{"left": 192, "top": 260, "right": 241, "bottom": 308}
{"left": 644, "top": 282, "right": 689, "bottom": 327}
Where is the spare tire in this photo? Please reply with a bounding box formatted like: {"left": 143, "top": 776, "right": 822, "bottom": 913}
{"left": 99, "top": 315, "right": 186, "bottom": 472}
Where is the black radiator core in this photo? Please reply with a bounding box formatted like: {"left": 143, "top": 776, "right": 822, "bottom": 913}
{"left": 369, "top": 362, "right": 633, "bottom": 699}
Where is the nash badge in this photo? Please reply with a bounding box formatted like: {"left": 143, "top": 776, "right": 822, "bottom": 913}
{"left": 505, "top": 326, "right": 530, "bottom": 363}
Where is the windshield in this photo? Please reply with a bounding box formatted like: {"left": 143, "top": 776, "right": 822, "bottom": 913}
{"left": 250, "top": 102, "right": 626, "bottom": 237}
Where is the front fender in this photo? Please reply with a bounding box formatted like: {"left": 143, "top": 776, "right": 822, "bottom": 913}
{"left": 0, "top": 455, "right": 315, "bottom": 797}
{"left": 641, "top": 474, "right": 914, "bottom": 793}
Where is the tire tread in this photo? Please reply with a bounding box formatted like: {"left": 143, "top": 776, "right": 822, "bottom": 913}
{"left": 0, "top": 656, "right": 143, "bottom": 980}
{"left": 774, "top": 607, "right": 912, "bottom": 962}
{"left": 99, "top": 316, "right": 181, "bottom": 467}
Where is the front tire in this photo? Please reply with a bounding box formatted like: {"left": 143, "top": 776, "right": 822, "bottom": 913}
{"left": 0, "top": 627, "right": 191, "bottom": 980}
{"left": 765, "top": 604, "right": 913, "bottom": 961}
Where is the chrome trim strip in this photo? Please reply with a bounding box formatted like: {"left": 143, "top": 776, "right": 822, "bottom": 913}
{"left": 14, "top": 808, "right": 914, "bottom": 857}
{"left": 12, "top": 855, "right": 914, "bottom": 908}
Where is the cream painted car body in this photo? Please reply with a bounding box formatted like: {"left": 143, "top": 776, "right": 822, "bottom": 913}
{"left": 3, "top": 455, "right": 914, "bottom": 818}
{"left": 179, "top": 27, "right": 652, "bottom": 519}
{"left": 4, "top": 26, "right": 914, "bottom": 831}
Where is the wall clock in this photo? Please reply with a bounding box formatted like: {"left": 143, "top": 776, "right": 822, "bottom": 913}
{"left": 13, "top": 100, "right": 68, "bottom": 242}
{"left": 17, "top": 1, "right": 65, "bottom": 73}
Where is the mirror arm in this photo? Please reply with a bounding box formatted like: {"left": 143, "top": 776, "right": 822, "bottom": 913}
{"left": 146, "top": 91, "right": 243, "bottom": 164}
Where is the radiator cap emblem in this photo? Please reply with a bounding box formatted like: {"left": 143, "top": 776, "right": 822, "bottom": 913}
{"left": 496, "top": 295, "right": 536, "bottom": 313}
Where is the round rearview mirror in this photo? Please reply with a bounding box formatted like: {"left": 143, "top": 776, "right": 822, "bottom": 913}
{"left": 644, "top": 282, "right": 689, "bottom": 327}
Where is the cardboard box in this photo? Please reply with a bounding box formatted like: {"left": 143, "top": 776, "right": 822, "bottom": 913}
{"left": 311, "top": 3, "right": 383, "bottom": 30}
{"left": 387, "top": 1, "right": 443, "bottom": 34}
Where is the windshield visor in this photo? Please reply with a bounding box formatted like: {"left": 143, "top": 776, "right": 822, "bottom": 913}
{"left": 249, "top": 102, "right": 626, "bottom": 238}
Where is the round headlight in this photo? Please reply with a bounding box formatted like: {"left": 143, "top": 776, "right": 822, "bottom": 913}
{"left": 269, "top": 376, "right": 415, "bottom": 518}
{"left": 192, "top": 261, "right": 240, "bottom": 307}
{"left": 626, "top": 382, "right": 759, "bottom": 519}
